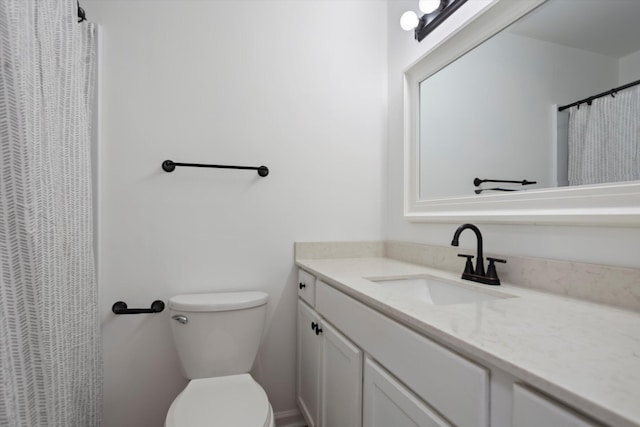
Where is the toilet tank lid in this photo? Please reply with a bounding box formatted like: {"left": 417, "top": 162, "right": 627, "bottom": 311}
{"left": 169, "top": 292, "right": 268, "bottom": 312}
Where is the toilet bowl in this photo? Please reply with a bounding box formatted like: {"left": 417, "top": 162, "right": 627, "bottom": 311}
{"left": 165, "top": 375, "right": 274, "bottom": 427}
{"left": 165, "top": 291, "right": 273, "bottom": 427}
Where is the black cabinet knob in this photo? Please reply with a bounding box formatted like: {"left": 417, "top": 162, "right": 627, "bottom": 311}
{"left": 299, "top": 282, "right": 306, "bottom": 289}
{"left": 311, "top": 321, "right": 322, "bottom": 335}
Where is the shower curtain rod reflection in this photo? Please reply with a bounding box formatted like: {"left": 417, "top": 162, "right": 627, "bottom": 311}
{"left": 77, "top": 1, "right": 87, "bottom": 22}
{"left": 558, "top": 78, "right": 640, "bottom": 111}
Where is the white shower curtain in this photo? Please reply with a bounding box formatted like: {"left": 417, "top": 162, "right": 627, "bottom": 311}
{"left": 568, "top": 85, "right": 640, "bottom": 186}
{"left": 0, "top": 1, "right": 101, "bottom": 426}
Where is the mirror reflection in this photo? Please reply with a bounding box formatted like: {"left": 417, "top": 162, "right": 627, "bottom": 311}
{"left": 419, "top": 0, "right": 640, "bottom": 200}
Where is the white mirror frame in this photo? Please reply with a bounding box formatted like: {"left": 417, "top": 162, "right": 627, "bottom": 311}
{"left": 404, "top": 0, "right": 640, "bottom": 226}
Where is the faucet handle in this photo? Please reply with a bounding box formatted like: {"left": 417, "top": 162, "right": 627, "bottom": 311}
{"left": 457, "top": 254, "right": 475, "bottom": 275}
{"left": 486, "top": 257, "right": 507, "bottom": 283}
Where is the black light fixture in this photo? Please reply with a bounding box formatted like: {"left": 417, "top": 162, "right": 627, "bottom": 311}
{"left": 400, "top": 0, "right": 468, "bottom": 42}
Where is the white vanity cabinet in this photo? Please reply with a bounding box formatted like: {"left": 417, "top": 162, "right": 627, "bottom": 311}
{"left": 315, "top": 278, "right": 489, "bottom": 427}
{"left": 297, "top": 268, "right": 487, "bottom": 427}
{"left": 296, "top": 278, "right": 363, "bottom": 427}
{"left": 296, "top": 268, "right": 603, "bottom": 427}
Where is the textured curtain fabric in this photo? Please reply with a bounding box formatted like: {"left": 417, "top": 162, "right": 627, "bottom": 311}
{"left": 0, "top": 1, "right": 101, "bottom": 426}
{"left": 568, "top": 85, "right": 640, "bottom": 186}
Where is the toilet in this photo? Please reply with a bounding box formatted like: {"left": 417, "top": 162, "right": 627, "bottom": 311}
{"left": 165, "top": 291, "right": 274, "bottom": 427}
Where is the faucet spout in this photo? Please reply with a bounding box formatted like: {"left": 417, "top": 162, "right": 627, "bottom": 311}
{"left": 451, "top": 223, "right": 485, "bottom": 277}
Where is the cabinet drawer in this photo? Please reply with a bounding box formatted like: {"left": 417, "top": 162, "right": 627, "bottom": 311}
{"left": 512, "top": 384, "right": 599, "bottom": 427}
{"left": 363, "top": 356, "right": 450, "bottom": 427}
{"left": 298, "top": 269, "right": 316, "bottom": 306}
{"left": 316, "top": 281, "right": 489, "bottom": 427}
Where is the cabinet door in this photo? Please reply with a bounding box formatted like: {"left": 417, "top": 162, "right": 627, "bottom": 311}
{"left": 512, "top": 384, "right": 599, "bottom": 427}
{"left": 297, "top": 300, "right": 322, "bottom": 427}
{"left": 320, "top": 321, "right": 363, "bottom": 427}
{"left": 363, "top": 357, "right": 451, "bottom": 427}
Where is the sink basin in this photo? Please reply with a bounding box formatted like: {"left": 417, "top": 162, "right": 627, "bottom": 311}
{"left": 370, "top": 276, "right": 512, "bottom": 306}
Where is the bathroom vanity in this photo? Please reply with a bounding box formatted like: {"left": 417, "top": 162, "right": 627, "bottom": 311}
{"left": 295, "top": 244, "right": 640, "bottom": 427}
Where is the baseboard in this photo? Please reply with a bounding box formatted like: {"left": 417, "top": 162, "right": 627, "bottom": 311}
{"left": 275, "top": 408, "right": 306, "bottom": 427}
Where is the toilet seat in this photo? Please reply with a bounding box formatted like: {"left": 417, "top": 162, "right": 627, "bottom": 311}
{"left": 165, "top": 374, "right": 273, "bottom": 427}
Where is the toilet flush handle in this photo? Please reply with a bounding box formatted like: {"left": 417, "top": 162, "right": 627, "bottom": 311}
{"left": 172, "top": 315, "right": 188, "bottom": 325}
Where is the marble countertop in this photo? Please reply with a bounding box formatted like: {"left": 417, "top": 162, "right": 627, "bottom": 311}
{"left": 296, "top": 257, "right": 640, "bottom": 427}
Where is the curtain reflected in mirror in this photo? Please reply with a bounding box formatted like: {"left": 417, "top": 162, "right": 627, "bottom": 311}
{"left": 567, "top": 85, "right": 640, "bottom": 186}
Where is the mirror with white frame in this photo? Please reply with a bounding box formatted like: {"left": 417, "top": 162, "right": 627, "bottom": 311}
{"left": 404, "top": 0, "right": 640, "bottom": 225}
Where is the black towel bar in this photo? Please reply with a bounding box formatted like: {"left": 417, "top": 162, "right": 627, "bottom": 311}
{"left": 474, "top": 177, "right": 536, "bottom": 187}
{"left": 162, "top": 160, "right": 269, "bottom": 177}
{"left": 112, "top": 300, "right": 165, "bottom": 315}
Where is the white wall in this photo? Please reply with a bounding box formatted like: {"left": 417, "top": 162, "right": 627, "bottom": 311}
{"left": 386, "top": 0, "right": 640, "bottom": 268}
{"left": 620, "top": 48, "right": 640, "bottom": 84}
{"left": 419, "top": 32, "right": 618, "bottom": 199}
{"left": 87, "top": 1, "right": 387, "bottom": 426}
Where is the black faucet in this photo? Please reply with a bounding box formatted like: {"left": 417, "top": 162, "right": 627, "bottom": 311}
{"left": 451, "top": 223, "right": 506, "bottom": 286}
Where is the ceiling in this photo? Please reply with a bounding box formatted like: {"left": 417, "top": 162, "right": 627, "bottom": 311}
{"left": 509, "top": 0, "right": 640, "bottom": 58}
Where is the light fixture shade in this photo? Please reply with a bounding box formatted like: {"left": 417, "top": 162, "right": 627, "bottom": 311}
{"left": 419, "top": 0, "right": 442, "bottom": 14}
{"left": 400, "top": 11, "right": 420, "bottom": 31}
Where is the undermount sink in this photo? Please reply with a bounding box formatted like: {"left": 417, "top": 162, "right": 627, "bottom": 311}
{"left": 369, "top": 276, "right": 513, "bottom": 306}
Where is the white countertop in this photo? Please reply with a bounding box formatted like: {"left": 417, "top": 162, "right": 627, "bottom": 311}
{"left": 296, "top": 257, "right": 640, "bottom": 427}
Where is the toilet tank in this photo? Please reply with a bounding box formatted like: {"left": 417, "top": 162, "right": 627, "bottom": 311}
{"left": 168, "top": 292, "right": 268, "bottom": 379}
